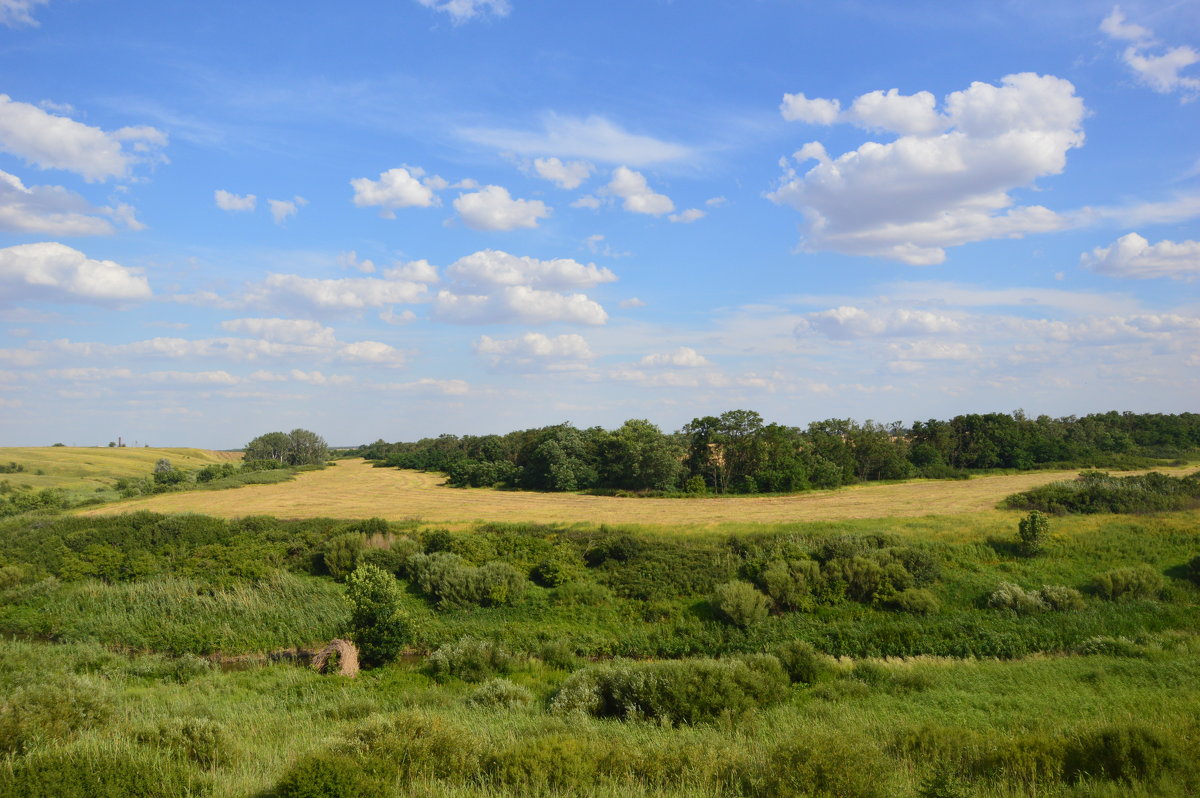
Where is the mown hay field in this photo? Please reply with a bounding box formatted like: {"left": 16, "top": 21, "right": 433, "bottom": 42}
{"left": 0, "top": 446, "right": 239, "bottom": 494}
{"left": 81, "top": 457, "right": 1199, "bottom": 527}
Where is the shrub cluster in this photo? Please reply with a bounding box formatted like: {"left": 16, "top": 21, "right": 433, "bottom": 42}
{"left": 1004, "top": 470, "right": 1200, "bottom": 514}
{"left": 987, "top": 582, "right": 1085, "bottom": 614}
{"left": 406, "top": 551, "right": 527, "bottom": 609}
{"left": 550, "top": 655, "right": 789, "bottom": 725}
{"left": 427, "top": 637, "right": 514, "bottom": 683}
{"left": 1091, "top": 566, "right": 1164, "bottom": 600}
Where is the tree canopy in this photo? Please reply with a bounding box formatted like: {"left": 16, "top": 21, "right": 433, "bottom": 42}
{"left": 245, "top": 429, "right": 329, "bottom": 466}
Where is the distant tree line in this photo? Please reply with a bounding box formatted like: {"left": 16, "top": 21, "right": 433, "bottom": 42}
{"left": 357, "top": 410, "right": 1200, "bottom": 495}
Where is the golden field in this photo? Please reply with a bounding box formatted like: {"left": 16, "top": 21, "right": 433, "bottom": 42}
{"left": 0, "top": 446, "right": 238, "bottom": 495}
{"left": 79, "top": 457, "right": 1198, "bottom": 528}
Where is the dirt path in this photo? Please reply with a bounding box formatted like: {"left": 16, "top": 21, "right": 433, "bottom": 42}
{"left": 78, "top": 458, "right": 1197, "bottom": 526}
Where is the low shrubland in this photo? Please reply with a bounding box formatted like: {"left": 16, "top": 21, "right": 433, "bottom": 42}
{"left": 1004, "top": 470, "right": 1200, "bottom": 514}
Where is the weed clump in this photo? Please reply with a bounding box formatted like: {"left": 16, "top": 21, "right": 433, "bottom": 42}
{"left": 427, "top": 637, "right": 514, "bottom": 683}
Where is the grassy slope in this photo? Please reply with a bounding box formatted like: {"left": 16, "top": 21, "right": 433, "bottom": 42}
{"left": 0, "top": 447, "right": 238, "bottom": 498}
{"left": 78, "top": 457, "right": 1200, "bottom": 526}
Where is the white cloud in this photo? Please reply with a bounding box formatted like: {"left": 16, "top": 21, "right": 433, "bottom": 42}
{"left": 797, "top": 306, "right": 963, "bottom": 339}
{"left": 1100, "top": 7, "right": 1200, "bottom": 98}
{"left": 242, "top": 272, "right": 429, "bottom": 312}
{"left": 605, "top": 166, "right": 674, "bottom": 216}
{"left": 0, "top": 242, "right": 151, "bottom": 303}
{"left": 219, "top": 318, "right": 337, "bottom": 347}
{"left": 0, "top": 169, "right": 115, "bottom": 235}
{"left": 289, "top": 369, "right": 353, "bottom": 385}
{"left": 571, "top": 195, "right": 602, "bottom": 210}
{"left": 885, "top": 340, "right": 978, "bottom": 360}
{"left": 433, "top": 285, "right": 608, "bottom": 325}
{"left": 379, "top": 377, "right": 470, "bottom": 395}
{"left": 638, "top": 347, "right": 709, "bottom": 367}
{"left": 0, "top": 94, "right": 166, "bottom": 182}
{"left": 351, "top": 167, "right": 439, "bottom": 218}
{"left": 780, "top": 92, "right": 841, "bottom": 124}
{"left": 533, "top": 157, "right": 592, "bottom": 189}
{"left": 453, "top": 185, "right": 550, "bottom": 231}
{"left": 446, "top": 249, "right": 615, "bottom": 289}
{"left": 214, "top": 190, "right": 256, "bottom": 212}
{"left": 706, "top": 196, "right": 727, "bottom": 208}
{"left": 385, "top": 259, "right": 440, "bottom": 282}
{"left": 669, "top": 208, "right": 705, "bottom": 224}
{"left": 845, "top": 89, "right": 944, "bottom": 135}
{"left": 1081, "top": 232, "right": 1200, "bottom": 280}
{"left": 459, "top": 113, "right": 692, "bottom": 166}
{"left": 769, "top": 73, "right": 1085, "bottom": 264}
{"left": 380, "top": 307, "right": 417, "bottom": 325}
{"left": 618, "top": 297, "right": 646, "bottom": 308}
{"left": 0, "top": 0, "right": 50, "bottom": 27}
{"left": 414, "top": 0, "right": 509, "bottom": 23}
{"left": 337, "top": 251, "right": 376, "bottom": 273}
{"left": 475, "top": 332, "right": 594, "bottom": 369}
{"left": 339, "top": 340, "right": 406, "bottom": 365}
{"left": 268, "top": 196, "right": 306, "bottom": 224}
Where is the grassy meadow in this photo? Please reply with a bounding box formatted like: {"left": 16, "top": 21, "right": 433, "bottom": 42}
{"left": 1, "top": 450, "right": 1199, "bottom": 795}
{"left": 0, "top": 447, "right": 238, "bottom": 502}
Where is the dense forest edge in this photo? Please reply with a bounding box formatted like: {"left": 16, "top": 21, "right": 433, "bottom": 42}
{"left": 355, "top": 409, "right": 1200, "bottom": 495}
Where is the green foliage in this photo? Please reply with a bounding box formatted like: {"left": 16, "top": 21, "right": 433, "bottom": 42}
{"left": 467, "top": 677, "right": 533, "bottom": 709}
{"left": 766, "top": 734, "right": 892, "bottom": 798}
{"left": 1005, "top": 470, "right": 1200, "bottom": 514}
{"left": 245, "top": 428, "right": 329, "bottom": 466}
{"left": 988, "top": 582, "right": 1048, "bottom": 614}
{"left": 1063, "top": 725, "right": 1177, "bottom": 784}
{"left": 0, "top": 678, "right": 113, "bottom": 754}
{"left": 427, "top": 637, "right": 513, "bottom": 683}
{"left": 140, "top": 717, "right": 229, "bottom": 769}
{"left": 272, "top": 751, "right": 388, "bottom": 798}
{"left": 711, "top": 580, "right": 771, "bottom": 627}
{"left": 1187, "top": 554, "right": 1200, "bottom": 586}
{"left": 344, "top": 564, "right": 410, "bottom": 666}
{"left": 1038, "top": 584, "right": 1086, "bottom": 612}
{"left": 321, "top": 533, "right": 363, "bottom": 581}
{"left": 406, "top": 551, "right": 527, "bottom": 609}
{"left": 773, "top": 639, "right": 836, "bottom": 685}
{"left": 550, "top": 656, "right": 789, "bottom": 725}
{"left": 893, "top": 587, "right": 940, "bottom": 615}
{"left": 1092, "top": 565, "right": 1164, "bottom": 600}
{"left": 0, "top": 747, "right": 205, "bottom": 798}
{"left": 1018, "top": 510, "right": 1050, "bottom": 556}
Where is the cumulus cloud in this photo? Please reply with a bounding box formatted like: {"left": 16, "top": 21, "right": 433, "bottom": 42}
{"left": 219, "top": 318, "right": 337, "bottom": 347}
{"left": 0, "top": 0, "right": 50, "bottom": 27}
{"left": 268, "top": 196, "right": 306, "bottom": 224}
{"left": 241, "top": 272, "right": 429, "bottom": 313}
{"left": 1100, "top": 6, "right": 1200, "bottom": 98}
{"left": 571, "top": 195, "right": 602, "bottom": 210}
{"left": 414, "top": 0, "right": 509, "bottom": 23}
{"left": 604, "top": 166, "right": 674, "bottom": 216}
{"left": 433, "top": 285, "right": 607, "bottom": 325}
{"left": 769, "top": 73, "right": 1085, "bottom": 264}
{"left": 885, "top": 340, "right": 978, "bottom": 361}
{"left": 638, "top": 347, "right": 709, "bottom": 367}
{"left": 385, "top": 259, "right": 440, "bottom": 282}
{"left": 453, "top": 185, "right": 550, "bottom": 231}
{"left": 445, "top": 249, "right": 615, "bottom": 289}
{"left": 669, "top": 208, "right": 705, "bottom": 224}
{"left": 0, "top": 94, "right": 166, "bottom": 182}
{"left": 533, "top": 157, "right": 593, "bottom": 189}
{"left": 475, "top": 332, "right": 594, "bottom": 369}
{"left": 0, "top": 169, "right": 115, "bottom": 235}
{"left": 780, "top": 92, "right": 841, "bottom": 124}
{"left": 1081, "top": 233, "right": 1200, "bottom": 280}
{"left": 214, "top": 190, "right": 256, "bottom": 212}
{"left": 351, "top": 167, "right": 439, "bottom": 218}
{"left": 0, "top": 242, "right": 151, "bottom": 304}
{"left": 797, "top": 306, "right": 963, "bottom": 339}
{"left": 459, "top": 113, "right": 692, "bottom": 166}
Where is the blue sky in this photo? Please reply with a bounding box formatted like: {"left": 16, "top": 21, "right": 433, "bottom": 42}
{"left": 0, "top": 0, "right": 1197, "bottom": 447}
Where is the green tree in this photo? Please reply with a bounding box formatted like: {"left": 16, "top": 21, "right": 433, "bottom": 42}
{"left": 345, "top": 564, "right": 411, "bottom": 666}
{"left": 244, "top": 429, "right": 328, "bottom": 466}
{"left": 1017, "top": 510, "right": 1049, "bottom": 557}
{"left": 599, "top": 419, "right": 682, "bottom": 491}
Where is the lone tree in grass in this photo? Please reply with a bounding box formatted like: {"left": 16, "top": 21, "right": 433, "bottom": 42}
{"left": 1017, "top": 510, "right": 1049, "bottom": 557}
{"left": 345, "top": 564, "right": 412, "bottom": 667}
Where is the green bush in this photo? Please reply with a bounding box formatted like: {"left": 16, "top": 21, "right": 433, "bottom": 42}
{"left": 550, "top": 580, "right": 612, "bottom": 606}
{"left": 1092, "top": 566, "right": 1164, "bottom": 601}
{"left": 550, "top": 656, "right": 789, "bottom": 725}
{"left": 1038, "top": 584, "right": 1085, "bottom": 612}
{"left": 427, "top": 637, "right": 513, "bottom": 683}
{"left": 987, "top": 582, "right": 1047, "bottom": 614}
{"left": 273, "top": 751, "right": 388, "bottom": 798}
{"left": 406, "top": 552, "right": 527, "bottom": 609}
{"left": 485, "top": 735, "right": 597, "bottom": 792}
{"left": 322, "top": 533, "right": 364, "bottom": 581}
{"left": 1187, "top": 554, "right": 1200, "bottom": 586}
{"left": 0, "top": 679, "right": 113, "bottom": 755}
{"left": 1017, "top": 510, "right": 1049, "bottom": 556}
{"left": 141, "top": 717, "right": 229, "bottom": 769}
{"left": 0, "top": 746, "right": 203, "bottom": 798}
{"left": 893, "top": 587, "right": 940, "bottom": 615}
{"left": 774, "top": 639, "right": 837, "bottom": 685}
{"left": 530, "top": 555, "right": 581, "bottom": 587}
{"left": 711, "top": 580, "right": 771, "bottom": 627}
{"left": 466, "top": 677, "right": 533, "bottom": 710}
{"left": 758, "top": 558, "right": 822, "bottom": 611}
{"left": 766, "top": 734, "right": 892, "bottom": 798}
{"left": 1063, "top": 725, "right": 1177, "bottom": 784}
{"left": 345, "top": 564, "right": 411, "bottom": 666}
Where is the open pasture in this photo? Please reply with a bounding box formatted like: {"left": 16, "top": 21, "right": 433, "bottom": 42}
{"left": 0, "top": 446, "right": 238, "bottom": 497}
{"left": 80, "top": 457, "right": 1198, "bottom": 526}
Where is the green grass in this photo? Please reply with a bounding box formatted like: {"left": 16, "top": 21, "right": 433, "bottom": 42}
{"left": 0, "top": 447, "right": 236, "bottom": 499}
